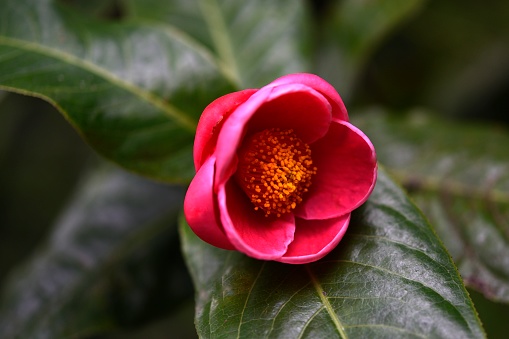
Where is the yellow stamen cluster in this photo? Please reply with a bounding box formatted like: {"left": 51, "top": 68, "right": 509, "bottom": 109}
{"left": 235, "top": 128, "right": 317, "bottom": 217}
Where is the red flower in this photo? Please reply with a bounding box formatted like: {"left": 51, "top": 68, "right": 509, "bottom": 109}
{"left": 184, "top": 73, "right": 377, "bottom": 264}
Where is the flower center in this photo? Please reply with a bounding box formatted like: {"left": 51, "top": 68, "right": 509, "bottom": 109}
{"left": 235, "top": 128, "right": 316, "bottom": 217}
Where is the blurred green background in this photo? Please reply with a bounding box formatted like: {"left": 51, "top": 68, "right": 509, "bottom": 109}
{"left": 1, "top": 0, "right": 509, "bottom": 337}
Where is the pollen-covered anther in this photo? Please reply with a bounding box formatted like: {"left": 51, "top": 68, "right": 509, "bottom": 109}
{"left": 235, "top": 128, "right": 317, "bottom": 217}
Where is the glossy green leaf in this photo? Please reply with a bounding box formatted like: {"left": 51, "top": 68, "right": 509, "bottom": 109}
{"left": 0, "top": 164, "right": 185, "bottom": 338}
{"left": 0, "top": 0, "right": 221, "bottom": 182}
{"left": 125, "top": 0, "right": 310, "bottom": 89}
{"left": 315, "top": 0, "right": 425, "bottom": 98}
{"left": 180, "top": 169, "right": 484, "bottom": 338}
{"left": 354, "top": 109, "right": 509, "bottom": 303}
{"left": 0, "top": 0, "right": 309, "bottom": 182}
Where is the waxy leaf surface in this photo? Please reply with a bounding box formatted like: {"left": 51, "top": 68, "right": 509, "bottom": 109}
{"left": 0, "top": 0, "right": 307, "bottom": 182}
{"left": 125, "top": 0, "right": 309, "bottom": 89}
{"left": 355, "top": 109, "right": 509, "bottom": 302}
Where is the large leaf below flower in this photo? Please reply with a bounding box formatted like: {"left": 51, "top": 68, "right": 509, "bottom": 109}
{"left": 180, "top": 169, "right": 484, "bottom": 338}
{"left": 354, "top": 109, "right": 509, "bottom": 303}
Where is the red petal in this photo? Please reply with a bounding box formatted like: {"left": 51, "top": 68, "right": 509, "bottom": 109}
{"left": 269, "top": 73, "right": 349, "bottom": 121}
{"left": 217, "top": 179, "right": 295, "bottom": 260}
{"left": 279, "top": 214, "right": 351, "bottom": 264}
{"left": 193, "top": 89, "right": 257, "bottom": 170}
{"left": 243, "top": 84, "right": 332, "bottom": 144}
{"left": 214, "top": 84, "right": 332, "bottom": 190}
{"left": 296, "top": 120, "right": 377, "bottom": 219}
{"left": 184, "top": 156, "right": 234, "bottom": 250}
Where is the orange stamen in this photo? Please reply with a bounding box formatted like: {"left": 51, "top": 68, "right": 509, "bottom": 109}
{"left": 235, "top": 128, "right": 317, "bottom": 217}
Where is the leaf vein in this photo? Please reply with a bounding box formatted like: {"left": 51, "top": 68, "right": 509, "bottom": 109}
{"left": 199, "top": 0, "right": 242, "bottom": 87}
{"left": 266, "top": 280, "right": 312, "bottom": 337}
{"left": 236, "top": 262, "right": 266, "bottom": 339}
{"left": 128, "top": 18, "right": 238, "bottom": 87}
{"left": 296, "top": 305, "right": 326, "bottom": 339}
{"left": 320, "top": 259, "right": 472, "bottom": 332}
{"left": 347, "top": 233, "right": 451, "bottom": 273}
{"left": 0, "top": 35, "right": 197, "bottom": 131}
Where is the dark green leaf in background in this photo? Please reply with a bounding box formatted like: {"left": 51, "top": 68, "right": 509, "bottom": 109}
{"left": 358, "top": 0, "right": 509, "bottom": 119}
{"left": 125, "top": 0, "right": 310, "bottom": 89}
{"left": 181, "top": 169, "right": 484, "bottom": 338}
{"left": 0, "top": 0, "right": 217, "bottom": 182}
{"left": 0, "top": 164, "right": 185, "bottom": 338}
{"left": 0, "top": 92, "right": 92, "bottom": 281}
{"left": 354, "top": 109, "right": 509, "bottom": 303}
{"left": 59, "top": 0, "right": 120, "bottom": 19}
{"left": 314, "top": 0, "right": 425, "bottom": 100}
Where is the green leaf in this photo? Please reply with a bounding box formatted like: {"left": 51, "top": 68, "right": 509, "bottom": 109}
{"left": 0, "top": 163, "right": 185, "bottom": 338}
{"left": 0, "top": 0, "right": 309, "bottom": 182}
{"left": 315, "top": 0, "right": 425, "bottom": 98}
{"left": 180, "top": 169, "right": 484, "bottom": 338}
{"left": 125, "top": 0, "right": 310, "bottom": 89}
{"left": 353, "top": 109, "right": 509, "bottom": 303}
{"left": 0, "top": 0, "right": 229, "bottom": 182}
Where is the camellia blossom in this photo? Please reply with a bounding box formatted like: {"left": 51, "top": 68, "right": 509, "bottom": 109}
{"left": 184, "top": 73, "right": 377, "bottom": 264}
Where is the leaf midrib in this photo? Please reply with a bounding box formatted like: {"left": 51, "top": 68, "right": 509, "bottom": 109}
{"left": 0, "top": 35, "right": 197, "bottom": 131}
{"left": 305, "top": 265, "right": 348, "bottom": 339}
{"left": 199, "top": 0, "right": 242, "bottom": 88}
{"left": 126, "top": 17, "right": 239, "bottom": 88}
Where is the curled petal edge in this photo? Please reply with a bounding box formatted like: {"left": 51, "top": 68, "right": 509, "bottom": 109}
{"left": 269, "top": 73, "right": 349, "bottom": 121}
{"left": 295, "top": 120, "right": 377, "bottom": 220}
{"left": 278, "top": 214, "right": 351, "bottom": 264}
{"left": 217, "top": 179, "right": 296, "bottom": 260}
{"left": 183, "top": 156, "right": 234, "bottom": 250}
{"left": 193, "top": 89, "right": 257, "bottom": 170}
